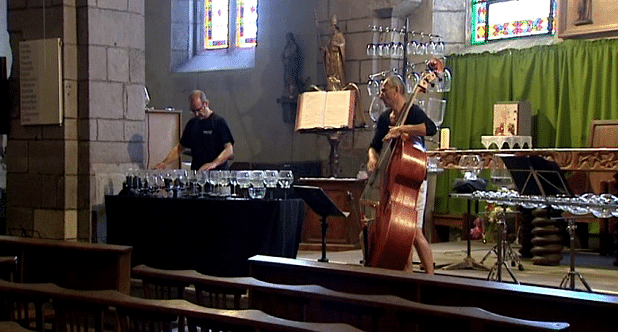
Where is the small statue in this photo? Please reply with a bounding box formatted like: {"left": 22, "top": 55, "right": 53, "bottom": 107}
{"left": 575, "top": 0, "right": 592, "bottom": 25}
{"left": 322, "top": 15, "right": 346, "bottom": 91}
{"left": 281, "top": 32, "right": 302, "bottom": 98}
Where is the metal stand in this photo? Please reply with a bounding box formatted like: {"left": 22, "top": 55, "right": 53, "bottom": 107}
{"left": 318, "top": 215, "right": 329, "bottom": 262}
{"left": 487, "top": 209, "right": 520, "bottom": 283}
{"left": 480, "top": 239, "right": 524, "bottom": 272}
{"left": 559, "top": 218, "right": 592, "bottom": 292}
{"left": 443, "top": 200, "right": 489, "bottom": 271}
{"left": 326, "top": 133, "right": 342, "bottom": 178}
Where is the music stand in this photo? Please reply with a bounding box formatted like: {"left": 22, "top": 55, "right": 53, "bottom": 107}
{"left": 293, "top": 185, "right": 350, "bottom": 262}
{"left": 501, "top": 155, "right": 591, "bottom": 291}
{"left": 501, "top": 155, "right": 573, "bottom": 197}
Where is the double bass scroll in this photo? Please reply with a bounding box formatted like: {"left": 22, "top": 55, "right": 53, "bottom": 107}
{"left": 360, "top": 59, "right": 444, "bottom": 270}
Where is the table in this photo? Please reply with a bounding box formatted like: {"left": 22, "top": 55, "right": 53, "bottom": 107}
{"left": 105, "top": 195, "right": 304, "bottom": 277}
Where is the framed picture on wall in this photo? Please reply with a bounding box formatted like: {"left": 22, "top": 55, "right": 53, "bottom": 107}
{"left": 557, "top": 0, "right": 618, "bottom": 38}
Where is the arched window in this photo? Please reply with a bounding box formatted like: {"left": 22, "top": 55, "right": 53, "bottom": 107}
{"left": 173, "top": 0, "right": 259, "bottom": 73}
{"left": 202, "top": 0, "right": 258, "bottom": 51}
{"left": 471, "top": 0, "right": 556, "bottom": 45}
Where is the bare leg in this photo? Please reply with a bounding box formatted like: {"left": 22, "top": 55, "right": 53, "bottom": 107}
{"left": 414, "top": 228, "right": 434, "bottom": 275}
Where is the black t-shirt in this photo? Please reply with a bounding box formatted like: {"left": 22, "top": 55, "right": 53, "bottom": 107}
{"left": 369, "top": 103, "right": 437, "bottom": 154}
{"left": 180, "top": 113, "right": 234, "bottom": 170}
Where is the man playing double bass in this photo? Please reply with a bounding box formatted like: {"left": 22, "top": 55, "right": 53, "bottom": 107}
{"left": 367, "top": 75, "right": 437, "bottom": 275}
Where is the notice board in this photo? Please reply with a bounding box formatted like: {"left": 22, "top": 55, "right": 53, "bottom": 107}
{"left": 19, "top": 38, "right": 63, "bottom": 125}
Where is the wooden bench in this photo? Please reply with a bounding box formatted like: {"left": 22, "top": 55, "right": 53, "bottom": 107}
{"left": 0, "top": 321, "right": 36, "bottom": 332}
{"left": 248, "top": 255, "right": 617, "bottom": 332}
{"left": 132, "top": 264, "right": 569, "bottom": 332}
{"left": 0, "top": 256, "right": 16, "bottom": 282}
{"left": 0, "top": 279, "right": 363, "bottom": 332}
{"left": 0, "top": 235, "right": 132, "bottom": 294}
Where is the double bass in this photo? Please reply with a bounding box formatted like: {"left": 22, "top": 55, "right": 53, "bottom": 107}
{"left": 361, "top": 59, "right": 444, "bottom": 270}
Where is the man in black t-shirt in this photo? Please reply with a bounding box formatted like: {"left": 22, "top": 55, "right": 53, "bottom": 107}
{"left": 155, "top": 90, "right": 234, "bottom": 171}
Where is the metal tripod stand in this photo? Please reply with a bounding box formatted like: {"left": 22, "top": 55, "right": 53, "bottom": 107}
{"left": 443, "top": 200, "right": 489, "bottom": 271}
{"left": 487, "top": 208, "right": 520, "bottom": 283}
{"left": 559, "top": 218, "right": 592, "bottom": 292}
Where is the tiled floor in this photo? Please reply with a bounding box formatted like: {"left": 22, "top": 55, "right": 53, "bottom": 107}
{"left": 297, "top": 240, "right": 618, "bottom": 295}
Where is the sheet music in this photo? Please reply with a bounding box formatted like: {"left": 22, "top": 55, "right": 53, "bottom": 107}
{"left": 296, "top": 91, "right": 326, "bottom": 130}
{"left": 323, "top": 90, "right": 354, "bottom": 129}
{"left": 295, "top": 90, "right": 354, "bottom": 131}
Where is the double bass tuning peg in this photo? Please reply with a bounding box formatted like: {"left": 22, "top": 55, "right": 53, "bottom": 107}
{"left": 426, "top": 58, "right": 445, "bottom": 73}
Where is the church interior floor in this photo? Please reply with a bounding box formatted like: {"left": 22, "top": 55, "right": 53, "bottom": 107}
{"left": 296, "top": 240, "right": 618, "bottom": 295}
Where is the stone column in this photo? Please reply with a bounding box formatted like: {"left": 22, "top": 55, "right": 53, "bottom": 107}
{"left": 6, "top": 0, "right": 145, "bottom": 241}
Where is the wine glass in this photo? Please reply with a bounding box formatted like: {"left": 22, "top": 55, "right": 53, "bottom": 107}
{"left": 434, "top": 39, "right": 446, "bottom": 57}
{"left": 177, "top": 169, "right": 188, "bottom": 193}
{"left": 209, "top": 170, "right": 221, "bottom": 196}
{"left": 406, "top": 40, "right": 418, "bottom": 57}
{"left": 229, "top": 170, "right": 238, "bottom": 196}
{"left": 278, "top": 170, "right": 294, "bottom": 199}
{"left": 490, "top": 154, "right": 513, "bottom": 190}
{"left": 187, "top": 170, "right": 198, "bottom": 196}
{"left": 236, "top": 170, "right": 251, "bottom": 198}
{"left": 369, "top": 97, "right": 386, "bottom": 122}
{"left": 249, "top": 170, "right": 265, "bottom": 199}
{"left": 367, "top": 79, "right": 380, "bottom": 96}
{"left": 459, "top": 155, "right": 482, "bottom": 181}
{"left": 168, "top": 169, "right": 179, "bottom": 196}
{"left": 196, "top": 170, "right": 208, "bottom": 197}
{"left": 264, "top": 170, "right": 279, "bottom": 199}
{"left": 426, "top": 98, "right": 446, "bottom": 130}
{"left": 437, "top": 68, "right": 452, "bottom": 93}
{"left": 427, "top": 40, "right": 437, "bottom": 55}
{"left": 220, "top": 170, "right": 230, "bottom": 196}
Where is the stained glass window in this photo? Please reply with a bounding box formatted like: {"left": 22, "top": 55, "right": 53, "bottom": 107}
{"left": 471, "top": 0, "right": 556, "bottom": 45}
{"left": 205, "top": 0, "right": 229, "bottom": 49}
{"left": 236, "top": 0, "right": 258, "bottom": 48}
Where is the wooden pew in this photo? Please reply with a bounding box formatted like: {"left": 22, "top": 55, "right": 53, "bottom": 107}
{"left": 131, "top": 264, "right": 569, "bottom": 332}
{"left": 0, "top": 321, "right": 36, "bottom": 332}
{"left": 248, "top": 255, "right": 618, "bottom": 332}
{"left": 0, "top": 279, "right": 363, "bottom": 332}
{"left": 0, "top": 235, "right": 132, "bottom": 294}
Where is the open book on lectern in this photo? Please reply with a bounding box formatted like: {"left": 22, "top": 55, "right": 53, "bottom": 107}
{"left": 500, "top": 155, "right": 574, "bottom": 197}
{"left": 295, "top": 90, "right": 355, "bottom": 131}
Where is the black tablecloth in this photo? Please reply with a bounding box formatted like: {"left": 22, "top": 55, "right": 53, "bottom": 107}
{"left": 105, "top": 195, "right": 304, "bottom": 276}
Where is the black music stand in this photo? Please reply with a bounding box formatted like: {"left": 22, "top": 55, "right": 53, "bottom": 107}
{"left": 501, "top": 155, "right": 572, "bottom": 197}
{"left": 502, "top": 156, "right": 591, "bottom": 291}
{"left": 293, "top": 185, "right": 350, "bottom": 262}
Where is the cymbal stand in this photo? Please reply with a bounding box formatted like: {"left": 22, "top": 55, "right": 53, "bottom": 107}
{"left": 480, "top": 211, "right": 523, "bottom": 271}
{"left": 443, "top": 200, "right": 489, "bottom": 271}
{"left": 559, "top": 217, "right": 592, "bottom": 292}
{"left": 487, "top": 207, "right": 520, "bottom": 283}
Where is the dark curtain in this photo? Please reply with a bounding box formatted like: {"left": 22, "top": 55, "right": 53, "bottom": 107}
{"left": 435, "top": 38, "right": 618, "bottom": 214}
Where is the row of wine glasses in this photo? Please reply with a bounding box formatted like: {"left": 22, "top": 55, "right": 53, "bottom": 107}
{"left": 366, "top": 26, "right": 445, "bottom": 59}
{"left": 123, "top": 169, "right": 294, "bottom": 199}
{"left": 367, "top": 40, "right": 446, "bottom": 59}
{"left": 471, "top": 189, "right": 618, "bottom": 219}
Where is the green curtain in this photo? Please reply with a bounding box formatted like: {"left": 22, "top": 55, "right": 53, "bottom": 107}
{"left": 435, "top": 38, "right": 618, "bottom": 214}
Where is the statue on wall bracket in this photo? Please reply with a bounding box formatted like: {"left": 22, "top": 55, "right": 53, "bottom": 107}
{"left": 278, "top": 32, "right": 307, "bottom": 124}
{"left": 575, "top": 0, "right": 593, "bottom": 26}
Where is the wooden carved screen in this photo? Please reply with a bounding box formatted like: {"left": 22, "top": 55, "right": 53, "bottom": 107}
{"left": 588, "top": 119, "right": 618, "bottom": 193}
